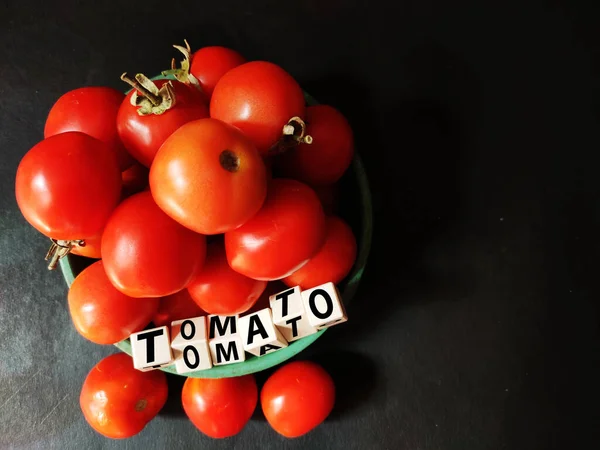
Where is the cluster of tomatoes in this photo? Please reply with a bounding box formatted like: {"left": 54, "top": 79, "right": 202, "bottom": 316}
{"left": 15, "top": 41, "right": 357, "bottom": 439}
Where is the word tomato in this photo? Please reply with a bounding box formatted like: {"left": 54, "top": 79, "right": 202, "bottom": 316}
{"left": 187, "top": 243, "right": 267, "bottom": 315}
{"left": 182, "top": 375, "right": 257, "bottom": 438}
{"left": 68, "top": 260, "right": 159, "bottom": 344}
{"left": 190, "top": 46, "right": 245, "bottom": 99}
{"left": 150, "top": 118, "right": 267, "bottom": 235}
{"left": 117, "top": 75, "right": 208, "bottom": 167}
{"left": 101, "top": 191, "right": 206, "bottom": 298}
{"left": 283, "top": 216, "right": 357, "bottom": 289}
{"left": 225, "top": 179, "right": 326, "bottom": 280}
{"left": 44, "top": 87, "right": 134, "bottom": 171}
{"left": 261, "top": 361, "right": 335, "bottom": 437}
{"left": 15, "top": 132, "right": 121, "bottom": 241}
{"left": 210, "top": 61, "right": 305, "bottom": 155}
{"left": 80, "top": 353, "right": 167, "bottom": 439}
{"left": 276, "top": 105, "right": 354, "bottom": 186}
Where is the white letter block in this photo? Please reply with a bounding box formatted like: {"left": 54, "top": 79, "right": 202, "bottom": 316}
{"left": 173, "top": 342, "right": 213, "bottom": 373}
{"left": 170, "top": 316, "right": 212, "bottom": 373}
{"left": 207, "top": 314, "right": 239, "bottom": 340}
{"left": 131, "top": 326, "right": 174, "bottom": 371}
{"left": 209, "top": 338, "right": 245, "bottom": 366}
{"left": 171, "top": 316, "right": 208, "bottom": 350}
{"left": 239, "top": 308, "right": 288, "bottom": 357}
{"left": 270, "top": 286, "right": 318, "bottom": 342}
{"left": 301, "top": 282, "right": 348, "bottom": 330}
{"left": 207, "top": 314, "right": 245, "bottom": 366}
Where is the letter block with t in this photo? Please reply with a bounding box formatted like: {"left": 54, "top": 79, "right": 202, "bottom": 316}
{"left": 239, "top": 308, "right": 288, "bottom": 357}
{"left": 130, "top": 326, "right": 174, "bottom": 371}
{"left": 301, "top": 282, "right": 348, "bottom": 329}
{"left": 270, "top": 286, "right": 318, "bottom": 342}
{"left": 171, "top": 316, "right": 212, "bottom": 374}
{"left": 207, "top": 315, "right": 245, "bottom": 365}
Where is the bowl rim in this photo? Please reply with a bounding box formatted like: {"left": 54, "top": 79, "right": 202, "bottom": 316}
{"left": 59, "top": 85, "right": 373, "bottom": 378}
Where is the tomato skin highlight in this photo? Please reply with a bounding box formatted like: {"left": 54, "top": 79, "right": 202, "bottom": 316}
{"left": 80, "top": 353, "right": 168, "bottom": 439}
{"left": 190, "top": 46, "right": 245, "bottom": 100}
{"left": 210, "top": 61, "right": 306, "bottom": 155}
{"left": 225, "top": 179, "right": 326, "bottom": 281}
{"left": 68, "top": 261, "right": 159, "bottom": 344}
{"left": 276, "top": 105, "right": 354, "bottom": 186}
{"left": 283, "top": 216, "right": 357, "bottom": 289}
{"left": 101, "top": 191, "right": 207, "bottom": 298}
{"left": 150, "top": 118, "right": 267, "bottom": 235}
{"left": 187, "top": 243, "right": 267, "bottom": 315}
{"left": 261, "top": 361, "right": 335, "bottom": 438}
{"left": 117, "top": 79, "right": 209, "bottom": 167}
{"left": 152, "top": 289, "right": 206, "bottom": 328}
{"left": 44, "top": 87, "right": 135, "bottom": 171}
{"left": 182, "top": 375, "right": 258, "bottom": 438}
{"left": 15, "top": 132, "right": 122, "bottom": 241}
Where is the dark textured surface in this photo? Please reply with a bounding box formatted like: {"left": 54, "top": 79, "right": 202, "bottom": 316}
{"left": 1, "top": 1, "right": 600, "bottom": 449}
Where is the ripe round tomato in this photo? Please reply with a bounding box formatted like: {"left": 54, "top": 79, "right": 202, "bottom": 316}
{"left": 44, "top": 87, "right": 134, "bottom": 171}
{"left": 71, "top": 234, "right": 102, "bottom": 259}
{"left": 210, "top": 61, "right": 306, "bottom": 155}
{"left": 80, "top": 352, "right": 168, "bottom": 439}
{"left": 283, "top": 216, "right": 357, "bottom": 289}
{"left": 261, "top": 361, "right": 335, "bottom": 438}
{"left": 190, "top": 46, "right": 245, "bottom": 100}
{"left": 152, "top": 289, "right": 205, "bottom": 328}
{"left": 101, "top": 191, "right": 206, "bottom": 298}
{"left": 225, "top": 179, "right": 326, "bottom": 280}
{"left": 121, "top": 162, "right": 149, "bottom": 198}
{"left": 15, "top": 132, "right": 121, "bottom": 241}
{"left": 182, "top": 375, "right": 257, "bottom": 438}
{"left": 187, "top": 243, "right": 266, "bottom": 315}
{"left": 150, "top": 118, "right": 267, "bottom": 235}
{"left": 68, "top": 261, "right": 159, "bottom": 344}
{"left": 276, "top": 105, "right": 354, "bottom": 185}
{"left": 117, "top": 78, "right": 208, "bottom": 167}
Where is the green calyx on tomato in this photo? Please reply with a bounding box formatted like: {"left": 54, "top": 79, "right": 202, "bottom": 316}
{"left": 120, "top": 72, "right": 176, "bottom": 115}
{"left": 161, "top": 39, "right": 202, "bottom": 90}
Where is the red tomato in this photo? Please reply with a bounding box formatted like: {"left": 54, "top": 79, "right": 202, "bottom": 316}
{"left": 117, "top": 78, "right": 208, "bottom": 167}
{"left": 187, "top": 243, "right": 267, "bottom": 315}
{"left": 246, "top": 281, "right": 287, "bottom": 314}
{"left": 121, "top": 162, "right": 149, "bottom": 198}
{"left": 210, "top": 61, "right": 306, "bottom": 155}
{"left": 276, "top": 105, "right": 354, "bottom": 185}
{"left": 101, "top": 191, "right": 206, "bottom": 298}
{"left": 15, "top": 132, "right": 121, "bottom": 240}
{"left": 225, "top": 179, "right": 326, "bottom": 280}
{"left": 71, "top": 234, "right": 102, "bottom": 259}
{"left": 182, "top": 375, "right": 257, "bottom": 438}
{"left": 150, "top": 118, "right": 267, "bottom": 235}
{"left": 190, "top": 46, "right": 245, "bottom": 100}
{"left": 68, "top": 261, "right": 159, "bottom": 344}
{"left": 153, "top": 289, "right": 206, "bottom": 328}
{"left": 261, "top": 361, "right": 335, "bottom": 438}
{"left": 283, "top": 216, "right": 357, "bottom": 289}
{"left": 80, "top": 353, "right": 168, "bottom": 439}
{"left": 44, "top": 87, "right": 134, "bottom": 171}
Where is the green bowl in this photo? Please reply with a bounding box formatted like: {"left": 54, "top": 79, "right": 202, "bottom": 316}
{"left": 59, "top": 85, "right": 373, "bottom": 378}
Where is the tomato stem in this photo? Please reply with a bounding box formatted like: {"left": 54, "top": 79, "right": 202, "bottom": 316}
{"left": 120, "top": 73, "right": 162, "bottom": 106}
{"left": 268, "top": 117, "right": 313, "bottom": 156}
{"left": 45, "top": 238, "right": 85, "bottom": 270}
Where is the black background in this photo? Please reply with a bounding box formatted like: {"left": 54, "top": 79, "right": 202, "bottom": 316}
{"left": 1, "top": 1, "right": 600, "bottom": 449}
